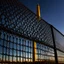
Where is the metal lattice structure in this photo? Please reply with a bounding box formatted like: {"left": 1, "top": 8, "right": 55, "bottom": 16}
{"left": 0, "top": 0, "right": 64, "bottom": 64}
{"left": 0, "top": 0, "right": 53, "bottom": 46}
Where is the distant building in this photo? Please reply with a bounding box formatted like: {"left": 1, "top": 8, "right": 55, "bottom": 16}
{"left": 0, "top": 0, "right": 64, "bottom": 64}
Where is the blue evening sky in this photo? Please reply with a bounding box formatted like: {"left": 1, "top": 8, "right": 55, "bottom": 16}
{"left": 19, "top": 0, "right": 64, "bottom": 35}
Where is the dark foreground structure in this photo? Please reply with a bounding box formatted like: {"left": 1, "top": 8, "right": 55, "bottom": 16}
{"left": 0, "top": 0, "right": 64, "bottom": 64}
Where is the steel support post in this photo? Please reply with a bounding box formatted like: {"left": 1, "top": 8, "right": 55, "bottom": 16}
{"left": 33, "top": 41, "right": 37, "bottom": 62}
{"left": 51, "top": 25, "right": 58, "bottom": 64}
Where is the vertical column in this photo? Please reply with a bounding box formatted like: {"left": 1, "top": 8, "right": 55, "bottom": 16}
{"left": 37, "top": 4, "right": 41, "bottom": 20}
{"left": 51, "top": 25, "right": 58, "bottom": 64}
{"left": 33, "top": 41, "right": 37, "bottom": 62}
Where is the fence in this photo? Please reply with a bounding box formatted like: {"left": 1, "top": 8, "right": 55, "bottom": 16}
{"left": 0, "top": 0, "right": 64, "bottom": 64}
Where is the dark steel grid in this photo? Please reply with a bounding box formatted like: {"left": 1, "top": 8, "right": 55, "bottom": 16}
{"left": 0, "top": 0, "right": 64, "bottom": 64}
{"left": 53, "top": 27, "right": 64, "bottom": 52}
{"left": 52, "top": 27, "right": 64, "bottom": 64}
{"left": 0, "top": 31, "right": 33, "bottom": 62}
{"left": 57, "top": 50, "right": 64, "bottom": 63}
{"left": 35, "top": 43, "right": 55, "bottom": 62}
{"left": 0, "top": 30, "right": 55, "bottom": 64}
{"left": 0, "top": 0, "right": 53, "bottom": 47}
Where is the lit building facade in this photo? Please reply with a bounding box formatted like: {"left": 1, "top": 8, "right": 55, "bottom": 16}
{"left": 0, "top": 0, "right": 64, "bottom": 64}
